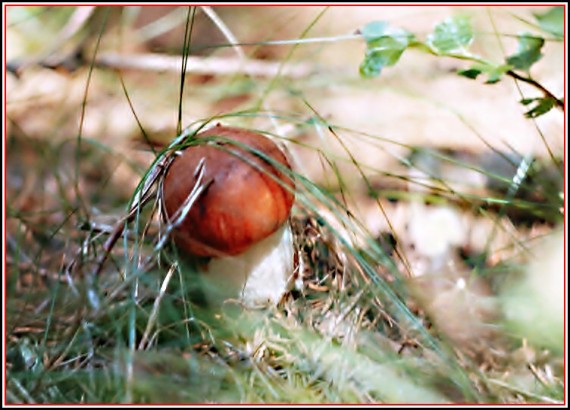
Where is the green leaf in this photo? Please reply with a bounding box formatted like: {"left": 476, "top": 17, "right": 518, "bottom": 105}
{"left": 506, "top": 33, "right": 545, "bottom": 72}
{"left": 427, "top": 16, "right": 473, "bottom": 54}
{"left": 484, "top": 64, "right": 513, "bottom": 84}
{"left": 360, "top": 55, "right": 383, "bottom": 78}
{"left": 520, "top": 97, "right": 557, "bottom": 118}
{"left": 360, "top": 21, "right": 389, "bottom": 43}
{"left": 457, "top": 63, "right": 512, "bottom": 84}
{"left": 534, "top": 6, "right": 564, "bottom": 39}
{"left": 359, "top": 26, "right": 412, "bottom": 78}
{"left": 457, "top": 68, "right": 481, "bottom": 79}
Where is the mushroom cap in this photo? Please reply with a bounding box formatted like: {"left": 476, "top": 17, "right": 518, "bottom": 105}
{"left": 161, "top": 125, "right": 295, "bottom": 257}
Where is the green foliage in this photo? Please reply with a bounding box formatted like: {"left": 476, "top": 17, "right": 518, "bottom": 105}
{"left": 506, "top": 33, "right": 544, "bottom": 72}
{"left": 457, "top": 63, "right": 512, "bottom": 84}
{"left": 360, "top": 20, "right": 389, "bottom": 41}
{"left": 359, "top": 21, "right": 412, "bottom": 78}
{"left": 520, "top": 96, "right": 559, "bottom": 118}
{"left": 533, "top": 6, "right": 564, "bottom": 39}
{"left": 426, "top": 16, "right": 473, "bottom": 54}
{"left": 359, "top": 8, "right": 562, "bottom": 118}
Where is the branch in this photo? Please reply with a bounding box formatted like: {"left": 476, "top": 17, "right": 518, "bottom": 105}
{"left": 7, "top": 51, "right": 319, "bottom": 80}
{"left": 95, "top": 52, "right": 317, "bottom": 79}
{"left": 507, "top": 70, "right": 565, "bottom": 111}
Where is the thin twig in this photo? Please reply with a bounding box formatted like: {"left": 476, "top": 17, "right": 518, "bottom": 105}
{"left": 507, "top": 70, "right": 564, "bottom": 110}
{"left": 93, "top": 153, "right": 176, "bottom": 276}
{"left": 149, "top": 157, "right": 213, "bottom": 257}
{"left": 94, "top": 52, "right": 316, "bottom": 79}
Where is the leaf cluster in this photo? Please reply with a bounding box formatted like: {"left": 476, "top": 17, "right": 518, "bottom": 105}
{"left": 359, "top": 7, "right": 564, "bottom": 118}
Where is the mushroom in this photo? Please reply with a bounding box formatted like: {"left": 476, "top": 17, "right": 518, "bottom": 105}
{"left": 160, "top": 124, "right": 296, "bottom": 308}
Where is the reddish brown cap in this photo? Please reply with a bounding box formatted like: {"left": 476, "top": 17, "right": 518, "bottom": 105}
{"left": 161, "top": 125, "right": 295, "bottom": 257}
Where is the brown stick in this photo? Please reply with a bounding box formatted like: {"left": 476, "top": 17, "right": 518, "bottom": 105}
{"left": 507, "top": 70, "right": 565, "bottom": 111}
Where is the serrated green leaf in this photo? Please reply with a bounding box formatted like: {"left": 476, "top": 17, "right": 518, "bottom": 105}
{"left": 427, "top": 16, "right": 473, "bottom": 54}
{"left": 534, "top": 6, "right": 564, "bottom": 39}
{"left": 359, "top": 27, "right": 412, "bottom": 78}
{"left": 506, "top": 33, "right": 544, "bottom": 72}
{"left": 361, "top": 21, "right": 389, "bottom": 43}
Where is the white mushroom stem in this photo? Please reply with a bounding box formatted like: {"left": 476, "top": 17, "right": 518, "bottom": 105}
{"left": 198, "top": 223, "right": 295, "bottom": 308}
